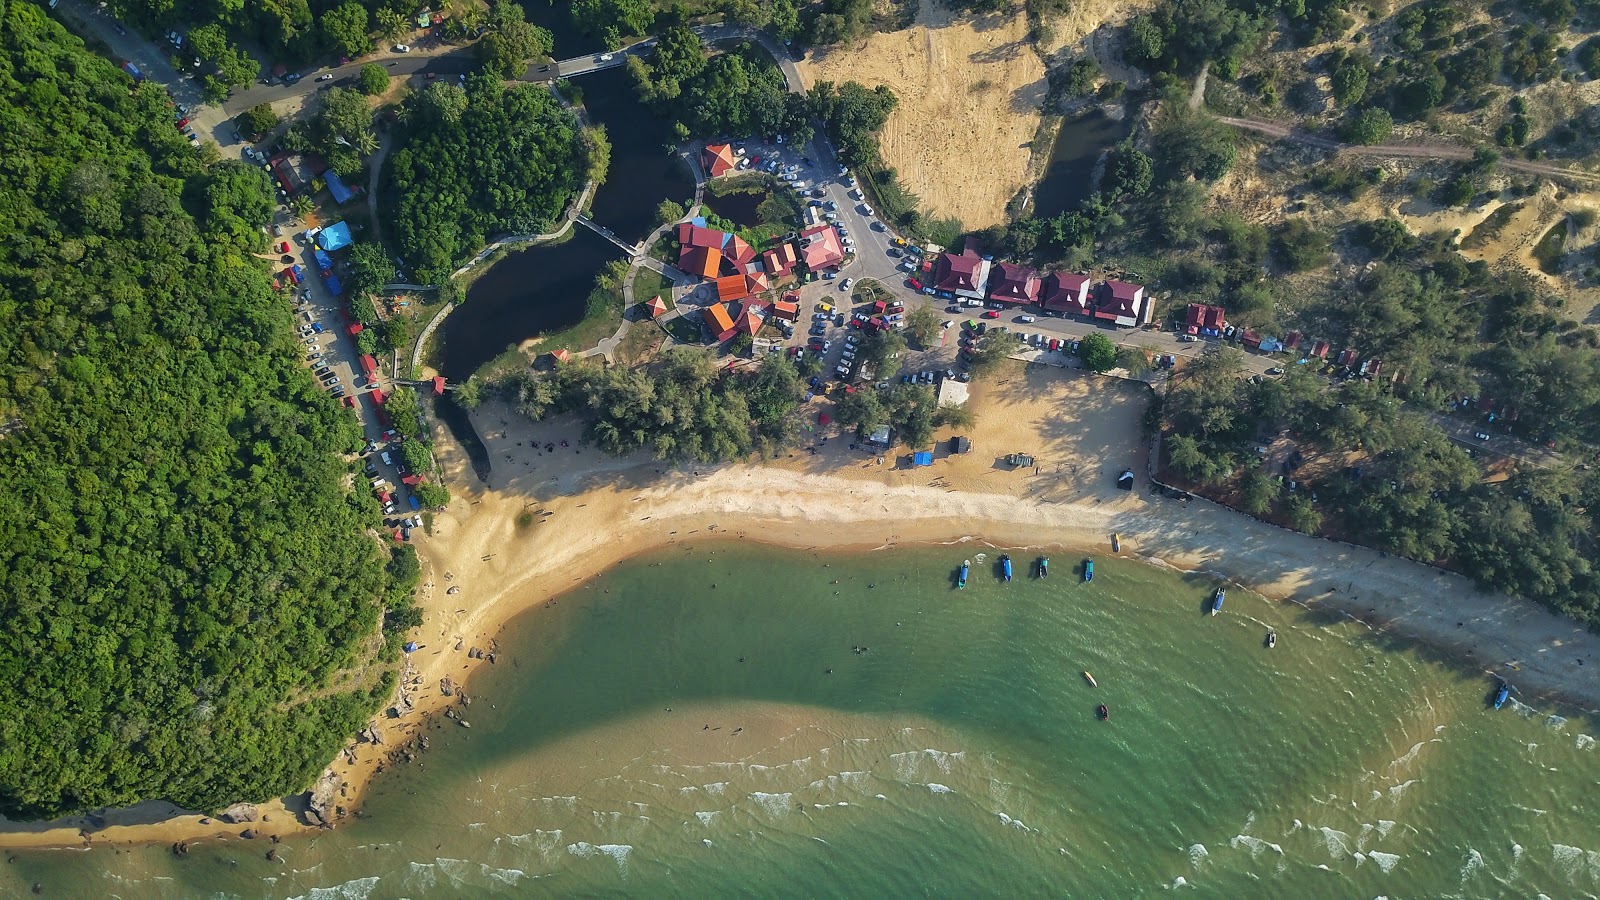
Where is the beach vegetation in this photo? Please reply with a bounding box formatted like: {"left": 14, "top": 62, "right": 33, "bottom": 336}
{"left": 0, "top": 9, "right": 410, "bottom": 819}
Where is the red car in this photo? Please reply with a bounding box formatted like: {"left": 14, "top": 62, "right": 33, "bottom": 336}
{"left": 983, "top": 310, "right": 1001, "bottom": 319}
{"left": 1048, "top": 338, "right": 1060, "bottom": 351}
{"left": 907, "top": 278, "right": 923, "bottom": 291}
{"left": 278, "top": 241, "right": 290, "bottom": 253}
{"left": 175, "top": 117, "right": 189, "bottom": 129}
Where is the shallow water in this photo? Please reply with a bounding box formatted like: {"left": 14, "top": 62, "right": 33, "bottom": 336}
{"left": 9, "top": 543, "right": 1599, "bottom": 897}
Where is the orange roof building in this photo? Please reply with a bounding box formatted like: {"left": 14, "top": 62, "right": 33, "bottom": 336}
{"left": 727, "top": 234, "right": 757, "bottom": 266}
{"left": 770, "top": 299, "right": 799, "bottom": 321}
{"left": 682, "top": 246, "right": 722, "bottom": 280}
{"left": 762, "top": 241, "right": 798, "bottom": 278}
{"left": 644, "top": 295, "right": 669, "bottom": 318}
{"left": 716, "top": 274, "right": 750, "bottom": 302}
{"left": 703, "top": 143, "right": 737, "bottom": 178}
{"left": 737, "top": 303, "right": 763, "bottom": 336}
{"left": 704, "top": 302, "right": 738, "bottom": 341}
{"left": 744, "top": 270, "right": 769, "bottom": 294}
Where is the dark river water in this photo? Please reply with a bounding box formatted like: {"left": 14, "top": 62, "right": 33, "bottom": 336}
{"left": 703, "top": 189, "right": 764, "bottom": 227}
{"left": 1032, "top": 110, "right": 1131, "bottom": 220}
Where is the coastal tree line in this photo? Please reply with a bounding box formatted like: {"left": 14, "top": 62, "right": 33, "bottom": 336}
{"left": 0, "top": 8, "right": 416, "bottom": 818}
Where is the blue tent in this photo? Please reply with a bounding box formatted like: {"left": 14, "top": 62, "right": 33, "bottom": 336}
{"left": 314, "top": 249, "right": 333, "bottom": 270}
{"left": 290, "top": 264, "right": 304, "bottom": 283}
{"left": 913, "top": 451, "right": 933, "bottom": 467}
{"left": 325, "top": 170, "right": 356, "bottom": 204}
{"left": 323, "top": 274, "right": 344, "bottom": 296}
{"left": 316, "top": 220, "right": 353, "bottom": 252}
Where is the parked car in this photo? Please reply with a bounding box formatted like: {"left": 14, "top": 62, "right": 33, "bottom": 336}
{"left": 1048, "top": 339, "right": 1060, "bottom": 352}
{"left": 393, "top": 44, "right": 411, "bottom": 52}
{"left": 1177, "top": 333, "right": 1199, "bottom": 342}
{"left": 1017, "top": 314, "right": 1036, "bottom": 323}
{"left": 983, "top": 310, "right": 1000, "bottom": 319}
{"left": 316, "top": 73, "right": 334, "bottom": 81}
{"left": 907, "top": 278, "right": 923, "bottom": 290}
{"left": 1474, "top": 431, "right": 1491, "bottom": 440}
{"left": 1265, "top": 366, "right": 1285, "bottom": 375}
{"left": 840, "top": 278, "right": 853, "bottom": 291}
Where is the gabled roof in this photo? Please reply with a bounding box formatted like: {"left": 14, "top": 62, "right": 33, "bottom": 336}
{"left": 737, "top": 303, "right": 763, "bottom": 336}
{"left": 681, "top": 246, "right": 722, "bottom": 280}
{"left": 432, "top": 376, "right": 446, "bottom": 396}
{"left": 1104, "top": 279, "right": 1144, "bottom": 301}
{"left": 703, "top": 143, "right": 737, "bottom": 178}
{"left": 1284, "top": 330, "right": 1302, "bottom": 349}
{"left": 762, "top": 242, "right": 798, "bottom": 277}
{"left": 1097, "top": 280, "right": 1146, "bottom": 320}
{"left": 644, "top": 295, "right": 669, "bottom": 318}
{"left": 678, "top": 223, "right": 728, "bottom": 250}
{"left": 770, "top": 299, "right": 799, "bottom": 320}
{"left": 716, "top": 274, "right": 750, "bottom": 303}
{"left": 1041, "top": 272, "right": 1091, "bottom": 312}
{"left": 933, "top": 247, "right": 991, "bottom": 298}
{"left": 1310, "top": 339, "right": 1329, "bottom": 358}
{"left": 987, "top": 261, "right": 1040, "bottom": 303}
{"left": 704, "top": 302, "right": 737, "bottom": 338}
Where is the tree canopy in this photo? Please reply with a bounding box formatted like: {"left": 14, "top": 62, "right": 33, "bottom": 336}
{"left": 388, "top": 80, "right": 585, "bottom": 281}
{"left": 0, "top": 6, "right": 411, "bottom": 819}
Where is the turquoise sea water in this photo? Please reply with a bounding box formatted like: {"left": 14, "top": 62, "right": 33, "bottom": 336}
{"left": 6, "top": 542, "right": 1600, "bottom": 898}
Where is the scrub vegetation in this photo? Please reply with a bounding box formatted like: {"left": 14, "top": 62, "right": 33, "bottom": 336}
{"left": 0, "top": 8, "right": 415, "bottom": 819}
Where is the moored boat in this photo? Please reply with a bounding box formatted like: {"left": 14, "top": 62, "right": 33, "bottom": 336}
{"left": 1083, "top": 671, "right": 1097, "bottom": 688}
{"left": 1111, "top": 533, "right": 1120, "bottom": 553}
{"left": 1266, "top": 630, "right": 1277, "bottom": 649}
{"left": 1038, "top": 557, "right": 1049, "bottom": 578}
{"left": 1001, "top": 555, "right": 1012, "bottom": 582}
{"left": 1084, "top": 559, "right": 1094, "bottom": 583}
{"left": 1211, "top": 588, "right": 1225, "bottom": 616}
{"left": 1493, "top": 681, "right": 1510, "bottom": 709}
{"left": 958, "top": 560, "right": 969, "bottom": 589}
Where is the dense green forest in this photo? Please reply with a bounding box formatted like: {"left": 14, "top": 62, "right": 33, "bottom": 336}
{"left": 628, "top": 27, "right": 814, "bottom": 145}
{"left": 0, "top": 5, "right": 413, "bottom": 818}
{"left": 500, "top": 351, "right": 803, "bottom": 461}
{"left": 386, "top": 77, "right": 586, "bottom": 282}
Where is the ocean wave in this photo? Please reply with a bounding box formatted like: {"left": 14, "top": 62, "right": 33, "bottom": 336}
{"left": 284, "top": 876, "right": 382, "bottom": 900}
{"left": 1460, "top": 848, "right": 1485, "bottom": 883}
{"left": 1545, "top": 715, "right": 1569, "bottom": 730}
{"left": 1187, "top": 843, "right": 1209, "bottom": 869}
{"left": 694, "top": 811, "right": 719, "bottom": 825}
{"left": 750, "top": 791, "right": 796, "bottom": 817}
{"left": 1376, "top": 819, "right": 1396, "bottom": 838}
{"left": 1551, "top": 843, "right": 1600, "bottom": 883}
{"left": 1387, "top": 779, "right": 1417, "bottom": 799}
{"left": 481, "top": 864, "right": 527, "bottom": 886}
{"left": 1367, "top": 851, "right": 1402, "bottom": 874}
{"left": 567, "top": 842, "right": 633, "bottom": 873}
{"left": 1318, "top": 826, "right": 1352, "bottom": 858}
{"left": 927, "top": 783, "right": 954, "bottom": 794}
{"left": 1576, "top": 734, "right": 1595, "bottom": 751}
{"left": 997, "top": 812, "right": 1035, "bottom": 833}
{"left": 1229, "top": 834, "right": 1283, "bottom": 858}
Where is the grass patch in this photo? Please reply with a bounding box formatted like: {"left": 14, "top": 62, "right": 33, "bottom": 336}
{"left": 1459, "top": 202, "right": 1522, "bottom": 251}
{"left": 539, "top": 283, "right": 624, "bottom": 357}
{"left": 515, "top": 510, "right": 534, "bottom": 529}
{"left": 616, "top": 320, "right": 664, "bottom": 364}
{"left": 664, "top": 314, "right": 703, "bottom": 344}
{"left": 631, "top": 267, "right": 673, "bottom": 308}
{"left": 1532, "top": 219, "right": 1569, "bottom": 274}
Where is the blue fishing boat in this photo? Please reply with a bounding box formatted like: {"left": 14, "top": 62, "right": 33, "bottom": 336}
{"left": 1211, "top": 588, "right": 1225, "bottom": 616}
{"left": 1038, "top": 557, "right": 1049, "bottom": 578}
{"left": 1493, "top": 681, "right": 1510, "bottom": 709}
{"left": 1084, "top": 559, "right": 1094, "bottom": 582}
{"left": 958, "top": 560, "right": 969, "bottom": 589}
{"left": 1001, "top": 555, "right": 1012, "bottom": 582}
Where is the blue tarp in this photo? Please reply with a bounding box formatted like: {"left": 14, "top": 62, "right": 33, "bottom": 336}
{"left": 913, "top": 452, "right": 933, "bottom": 466}
{"left": 316, "top": 220, "right": 353, "bottom": 252}
{"left": 690, "top": 215, "right": 707, "bottom": 227}
{"left": 323, "top": 274, "right": 344, "bottom": 296}
{"left": 290, "top": 263, "right": 304, "bottom": 279}
{"left": 325, "top": 170, "right": 356, "bottom": 204}
{"left": 408, "top": 495, "right": 420, "bottom": 511}
{"left": 314, "top": 249, "right": 333, "bottom": 270}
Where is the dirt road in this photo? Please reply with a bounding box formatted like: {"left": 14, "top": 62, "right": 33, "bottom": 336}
{"left": 1219, "top": 116, "right": 1600, "bottom": 183}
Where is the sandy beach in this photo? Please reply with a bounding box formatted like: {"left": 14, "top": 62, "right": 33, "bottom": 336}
{"left": 7, "top": 361, "right": 1598, "bottom": 851}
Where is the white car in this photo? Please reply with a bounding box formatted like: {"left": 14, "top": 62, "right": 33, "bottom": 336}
{"left": 393, "top": 44, "right": 411, "bottom": 52}
{"left": 599, "top": 53, "right": 614, "bottom": 62}
{"left": 1018, "top": 314, "right": 1036, "bottom": 323}
{"left": 315, "top": 73, "right": 334, "bottom": 81}
{"left": 840, "top": 278, "right": 853, "bottom": 291}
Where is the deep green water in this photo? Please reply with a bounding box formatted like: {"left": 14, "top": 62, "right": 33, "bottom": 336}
{"left": 7, "top": 543, "right": 1600, "bottom": 898}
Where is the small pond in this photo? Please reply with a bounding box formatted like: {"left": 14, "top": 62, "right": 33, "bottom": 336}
{"left": 1032, "top": 110, "right": 1132, "bottom": 220}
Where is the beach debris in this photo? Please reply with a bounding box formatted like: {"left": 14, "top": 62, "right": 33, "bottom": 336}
{"left": 440, "top": 677, "right": 456, "bottom": 697}
{"left": 458, "top": 719, "right": 471, "bottom": 728}
{"left": 220, "top": 802, "right": 259, "bottom": 824}
{"left": 266, "top": 849, "right": 279, "bottom": 863}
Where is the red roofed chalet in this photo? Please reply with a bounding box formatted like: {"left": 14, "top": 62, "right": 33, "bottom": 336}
{"left": 359, "top": 354, "right": 378, "bottom": 378}
{"left": 702, "top": 143, "right": 738, "bottom": 178}
{"left": 1095, "top": 280, "right": 1149, "bottom": 326}
{"left": 1310, "top": 339, "right": 1330, "bottom": 359}
{"left": 736, "top": 302, "right": 764, "bottom": 337}
{"left": 704, "top": 302, "right": 738, "bottom": 341}
{"left": 1040, "top": 272, "right": 1091, "bottom": 315}
{"left": 716, "top": 274, "right": 750, "bottom": 303}
{"left": 770, "top": 299, "right": 799, "bottom": 321}
{"left": 726, "top": 234, "right": 757, "bottom": 267}
{"left": 762, "top": 241, "right": 798, "bottom": 278}
{"left": 681, "top": 246, "right": 722, "bottom": 280}
{"left": 987, "top": 262, "right": 1040, "bottom": 305}
{"left": 644, "top": 295, "right": 669, "bottom": 318}
{"left": 799, "top": 224, "right": 844, "bottom": 271}
{"left": 933, "top": 246, "right": 992, "bottom": 300}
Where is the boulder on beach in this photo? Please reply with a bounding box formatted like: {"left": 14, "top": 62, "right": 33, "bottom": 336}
{"left": 304, "top": 808, "right": 325, "bottom": 827}
{"left": 359, "top": 724, "right": 384, "bottom": 745}
{"left": 220, "top": 802, "right": 258, "bottom": 824}
{"left": 240, "top": 828, "right": 257, "bottom": 840}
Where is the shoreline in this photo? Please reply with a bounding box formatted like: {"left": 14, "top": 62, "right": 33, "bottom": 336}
{"left": 7, "top": 370, "right": 1598, "bottom": 851}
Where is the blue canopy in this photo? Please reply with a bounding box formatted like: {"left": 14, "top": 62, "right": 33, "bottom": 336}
{"left": 323, "top": 274, "right": 344, "bottom": 296}
{"left": 325, "top": 170, "right": 356, "bottom": 204}
{"left": 314, "top": 249, "right": 333, "bottom": 270}
{"left": 316, "top": 220, "right": 353, "bottom": 252}
{"left": 913, "top": 451, "right": 933, "bottom": 466}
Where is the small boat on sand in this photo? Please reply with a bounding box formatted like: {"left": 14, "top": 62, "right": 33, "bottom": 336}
{"left": 1211, "top": 588, "right": 1225, "bottom": 616}
{"left": 1001, "top": 555, "right": 1013, "bottom": 582}
{"left": 1111, "top": 533, "right": 1120, "bottom": 553}
{"left": 1265, "top": 630, "right": 1277, "bottom": 649}
{"left": 1493, "top": 681, "right": 1510, "bottom": 709}
{"left": 958, "top": 560, "right": 969, "bottom": 589}
{"left": 1038, "top": 557, "right": 1049, "bottom": 578}
{"left": 1083, "top": 559, "right": 1094, "bottom": 583}
{"left": 1096, "top": 704, "right": 1109, "bottom": 721}
{"left": 1083, "top": 671, "right": 1097, "bottom": 688}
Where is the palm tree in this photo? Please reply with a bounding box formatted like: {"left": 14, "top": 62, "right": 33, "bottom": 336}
{"left": 352, "top": 130, "right": 379, "bottom": 156}
{"left": 289, "top": 195, "right": 314, "bottom": 221}
{"left": 375, "top": 9, "right": 407, "bottom": 40}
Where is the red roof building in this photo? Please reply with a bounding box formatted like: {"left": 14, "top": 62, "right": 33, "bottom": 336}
{"left": 1184, "top": 303, "right": 1226, "bottom": 334}
{"left": 681, "top": 246, "right": 722, "bottom": 280}
{"left": 1041, "top": 272, "right": 1091, "bottom": 315}
{"left": 401, "top": 474, "right": 423, "bottom": 486}
{"left": 933, "top": 246, "right": 992, "bottom": 300}
{"left": 551, "top": 348, "right": 571, "bottom": 363}
{"left": 1310, "top": 339, "right": 1330, "bottom": 359}
{"left": 1337, "top": 348, "right": 1359, "bottom": 367}
{"left": 737, "top": 303, "right": 763, "bottom": 337}
{"left": 704, "top": 303, "right": 738, "bottom": 341}
{"left": 702, "top": 143, "right": 737, "bottom": 178}
{"left": 799, "top": 224, "right": 844, "bottom": 271}
{"left": 726, "top": 234, "right": 757, "bottom": 266}
{"left": 347, "top": 322, "right": 364, "bottom": 337}
{"left": 762, "top": 242, "right": 798, "bottom": 278}
{"left": 432, "top": 375, "right": 446, "bottom": 396}
{"left": 987, "top": 262, "right": 1040, "bottom": 305}
{"left": 644, "top": 295, "right": 669, "bottom": 318}
{"left": 677, "top": 223, "right": 729, "bottom": 253}
{"left": 1284, "top": 331, "right": 1303, "bottom": 350}
{"left": 1095, "top": 280, "right": 1149, "bottom": 326}
{"left": 1240, "top": 328, "right": 1262, "bottom": 349}
{"left": 359, "top": 354, "right": 378, "bottom": 378}
{"left": 770, "top": 299, "right": 799, "bottom": 321}
{"left": 716, "top": 274, "right": 750, "bottom": 303}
